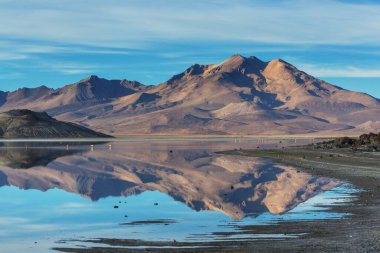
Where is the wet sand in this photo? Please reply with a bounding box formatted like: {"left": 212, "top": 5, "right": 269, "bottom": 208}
{"left": 55, "top": 147, "right": 380, "bottom": 253}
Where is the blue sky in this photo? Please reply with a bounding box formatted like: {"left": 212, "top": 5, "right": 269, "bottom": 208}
{"left": 0, "top": 0, "right": 379, "bottom": 98}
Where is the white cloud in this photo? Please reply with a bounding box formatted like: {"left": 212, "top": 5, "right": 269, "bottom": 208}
{"left": 0, "top": 52, "right": 28, "bottom": 61}
{"left": 0, "top": 217, "right": 29, "bottom": 225}
{"left": 299, "top": 63, "right": 380, "bottom": 78}
{"left": 0, "top": 72, "right": 23, "bottom": 80}
{"left": 48, "top": 63, "right": 98, "bottom": 75}
{"left": 0, "top": 0, "right": 380, "bottom": 49}
{"left": 59, "top": 69, "right": 93, "bottom": 75}
{"left": 1, "top": 0, "right": 380, "bottom": 83}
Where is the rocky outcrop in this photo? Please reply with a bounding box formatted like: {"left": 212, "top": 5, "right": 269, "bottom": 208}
{"left": 311, "top": 132, "right": 380, "bottom": 151}
{"left": 0, "top": 109, "right": 111, "bottom": 138}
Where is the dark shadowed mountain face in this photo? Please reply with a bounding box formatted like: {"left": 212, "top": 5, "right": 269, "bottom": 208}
{"left": 0, "top": 55, "right": 379, "bottom": 136}
{"left": 0, "top": 109, "right": 111, "bottom": 138}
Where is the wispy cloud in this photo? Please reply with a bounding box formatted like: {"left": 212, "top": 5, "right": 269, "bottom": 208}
{"left": 47, "top": 63, "right": 99, "bottom": 75}
{"left": 0, "top": 0, "right": 380, "bottom": 49}
{"left": 0, "top": 72, "right": 23, "bottom": 80}
{"left": 299, "top": 63, "right": 380, "bottom": 78}
{"left": 0, "top": 52, "right": 28, "bottom": 61}
{"left": 1, "top": 0, "right": 380, "bottom": 94}
{"left": 0, "top": 217, "right": 29, "bottom": 225}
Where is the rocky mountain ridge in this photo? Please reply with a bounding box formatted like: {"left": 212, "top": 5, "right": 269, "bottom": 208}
{"left": 1, "top": 55, "right": 379, "bottom": 136}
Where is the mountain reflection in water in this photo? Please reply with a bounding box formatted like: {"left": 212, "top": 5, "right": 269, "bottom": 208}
{"left": 0, "top": 140, "right": 340, "bottom": 220}
{"left": 0, "top": 142, "right": 82, "bottom": 169}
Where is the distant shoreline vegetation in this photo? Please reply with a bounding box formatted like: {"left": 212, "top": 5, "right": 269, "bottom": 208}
{"left": 310, "top": 132, "right": 380, "bottom": 152}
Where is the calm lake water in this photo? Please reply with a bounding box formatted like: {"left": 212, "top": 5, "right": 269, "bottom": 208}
{"left": 0, "top": 139, "right": 358, "bottom": 253}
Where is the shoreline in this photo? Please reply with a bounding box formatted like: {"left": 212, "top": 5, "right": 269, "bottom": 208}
{"left": 0, "top": 136, "right": 331, "bottom": 143}
{"left": 103, "top": 133, "right": 356, "bottom": 139}
{"left": 55, "top": 147, "right": 380, "bottom": 253}
{"left": 216, "top": 148, "right": 380, "bottom": 252}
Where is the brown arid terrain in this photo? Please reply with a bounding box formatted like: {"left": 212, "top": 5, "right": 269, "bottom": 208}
{"left": 0, "top": 55, "right": 379, "bottom": 136}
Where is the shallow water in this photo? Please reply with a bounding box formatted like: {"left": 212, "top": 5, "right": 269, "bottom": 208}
{"left": 0, "top": 139, "right": 357, "bottom": 252}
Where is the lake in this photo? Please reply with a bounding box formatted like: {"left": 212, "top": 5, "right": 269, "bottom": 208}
{"left": 0, "top": 139, "right": 358, "bottom": 253}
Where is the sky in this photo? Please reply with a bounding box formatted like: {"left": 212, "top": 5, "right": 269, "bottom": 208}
{"left": 0, "top": 0, "right": 379, "bottom": 98}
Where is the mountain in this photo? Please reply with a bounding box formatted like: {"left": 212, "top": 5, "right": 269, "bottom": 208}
{"left": 0, "top": 109, "right": 111, "bottom": 138}
{"left": 1, "top": 55, "right": 379, "bottom": 135}
{"left": 0, "top": 142, "right": 339, "bottom": 219}
{"left": 0, "top": 76, "right": 146, "bottom": 112}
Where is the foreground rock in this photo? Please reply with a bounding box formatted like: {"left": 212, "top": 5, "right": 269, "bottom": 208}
{"left": 311, "top": 132, "right": 380, "bottom": 151}
{"left": 0, "top": 109, "right": 111, "bottom": 138}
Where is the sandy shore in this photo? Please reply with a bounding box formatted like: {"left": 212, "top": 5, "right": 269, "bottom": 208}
{"left": 54, "top": 147, "right": 380, "bottom": 253}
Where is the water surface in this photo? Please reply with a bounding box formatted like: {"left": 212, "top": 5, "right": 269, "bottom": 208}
{"left": 0, "top": 139, "right": 357, "bottom": 252}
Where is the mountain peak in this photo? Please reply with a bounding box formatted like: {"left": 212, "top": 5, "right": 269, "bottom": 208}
{"left": 269, "top": 58, "right": 292, "bottom": 66}
{"left": 264, "top": 58, "right": 299, "bottom": 77}
{"left": 167, "top": 64, "right": 209, "bottom": 84}
{"left": 221, "top": 54, "right": 246, "bottom": 65}
{"left": 206, "top": 54, "right": 266, "bottom": 76}
{"left": 228, "top": 54, "right": 245, "bottom": 60}
{"left": 80, "top": 75, "right": 101, "bottom": 83}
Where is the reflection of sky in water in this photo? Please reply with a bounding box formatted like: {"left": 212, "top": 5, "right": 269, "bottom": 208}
{"left": 0, "top": 140, "right": 358, "bottom": 252}
{"left": 0, "top": 183, "right": 358, "bottom": 253}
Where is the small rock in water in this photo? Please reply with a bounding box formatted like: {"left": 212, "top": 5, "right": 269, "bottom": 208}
{"left": 154, "top": 203, "right": 158, "bottom": 206}
{"left": 114, "top": 205, "right": 119, "bottom": 209}
{"left": 230, "top": 185, "right": 234, "bottom": 190}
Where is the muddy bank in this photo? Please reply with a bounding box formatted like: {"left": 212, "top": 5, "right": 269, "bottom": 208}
{"left": 54, "top": 147, "right": 380, "bottom": 253}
